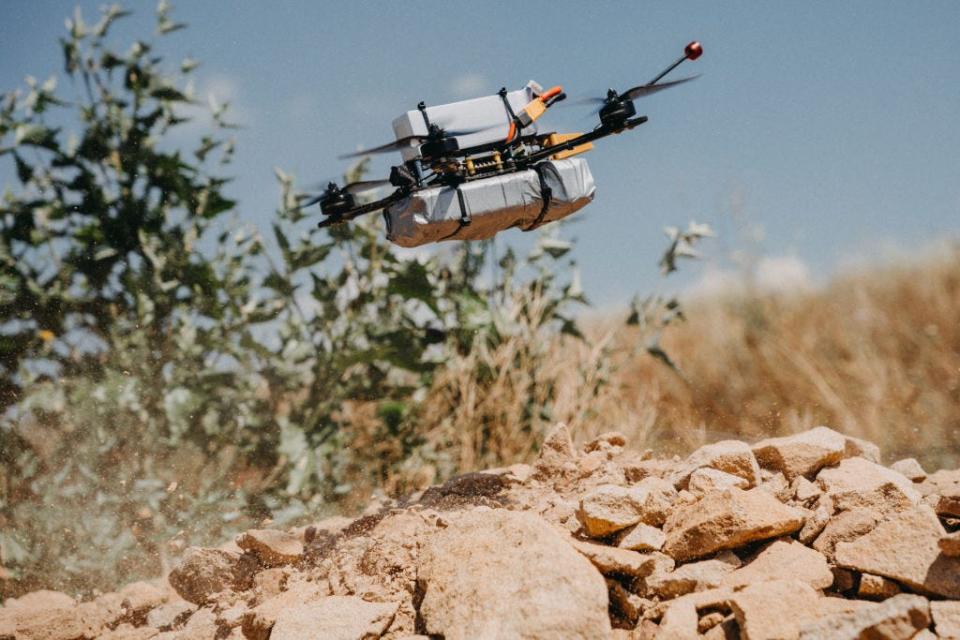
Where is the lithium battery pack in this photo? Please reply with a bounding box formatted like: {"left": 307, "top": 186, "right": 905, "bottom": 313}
{"left": 384, "top": 158, "right": 596, "bottom": 248}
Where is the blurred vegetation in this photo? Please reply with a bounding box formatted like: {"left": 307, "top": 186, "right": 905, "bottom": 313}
{"left": 606, "top": 244, "right": 960, "bottom": 470}
{"left": 12, "top": 1, "right": 951, "bottom": 603}
{"left": 0, "top": 3, "right": 606, "bottom": 596}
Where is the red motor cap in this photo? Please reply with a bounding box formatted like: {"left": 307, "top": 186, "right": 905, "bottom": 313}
{"left": 685, "top": 41, "right": 703, "bottom": 60}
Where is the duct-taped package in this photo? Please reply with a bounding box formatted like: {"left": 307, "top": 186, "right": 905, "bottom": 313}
{"left": 391, "top": 81, "right": 541, "bottom": 162}
{"left": 384, "top": 158, "right": 596, "bottom": 248}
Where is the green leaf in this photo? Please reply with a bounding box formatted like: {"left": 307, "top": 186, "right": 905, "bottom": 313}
{"left": 539, "top": 237, "right": 572, "bottom": 259}
{"left": 289, "top": 244, "right": 333, "bottom": 271}
{"left": 149, "top": 86, "right": 189, "bottom": 102}
{"left": 12, "top": 152, "right": 33, "bottom": 184}
{"left": 157, "top": 20, "right": 187, "bottom": 35}
{"left": 558, "top": 316, "right": 585, "bottom": 341}
{"left": 101, "top": 51, "right": 124, "bottom": 70}
{"left": 387, "top": 260, "right": 439, "bottom": 315}
{"left": 264, "top": 272, "right": 296, "bottom": 297}
{"left": 273, "top": 224, "right": 290, "bottom": 254}
{"left": 15, "top": 124, "right": 59, "bottom": 151}
{"left": 199, "top": 191, "right": 235, "bottom": 218}
{"left": 180, "top": 57, "right": 200, "bottom": 73}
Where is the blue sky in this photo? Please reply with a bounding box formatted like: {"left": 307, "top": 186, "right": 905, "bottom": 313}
{"left": 3, "top": 1, "right": 959, "bottom": 306}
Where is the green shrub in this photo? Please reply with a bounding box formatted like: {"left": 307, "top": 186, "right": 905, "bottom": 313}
{"left": 0, "top": 3, "right": 589, "bottom": 596}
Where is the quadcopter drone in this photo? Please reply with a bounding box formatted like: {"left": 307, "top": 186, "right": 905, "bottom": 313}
{"left": 298, "top": 41, "right": 703, "bottom": 248}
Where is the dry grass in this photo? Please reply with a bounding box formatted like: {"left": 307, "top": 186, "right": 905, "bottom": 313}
{"left": 400, "top": 243, "right": 960, "bottom": 486}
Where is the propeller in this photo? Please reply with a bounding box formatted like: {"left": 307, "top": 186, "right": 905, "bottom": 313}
{"left": 574, "top": 75, "right": 701, "bottom": 108}
{"left": 289, "top": 178, "right": 391, "bottom": 213}
{"left": 339, "top": 121, "right": 503, "bottom": 159}
{"left": 306, "top": 179, "right": 392, "bottom": 194}
{"left": 569, "top": 40, "right": 703, "bottom": 117}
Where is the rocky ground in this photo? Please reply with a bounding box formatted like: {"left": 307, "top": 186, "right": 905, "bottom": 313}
{"left": 2, "top": 424, "right": 959, "bottom": 639}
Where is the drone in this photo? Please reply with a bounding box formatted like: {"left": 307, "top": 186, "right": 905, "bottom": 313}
{"left": 298, "top": 41, "right": 703, "bottom": 248}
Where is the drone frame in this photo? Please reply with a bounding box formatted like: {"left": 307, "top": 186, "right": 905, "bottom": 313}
{"left": 314, "top": 41, "right": 703, "bottom": 230}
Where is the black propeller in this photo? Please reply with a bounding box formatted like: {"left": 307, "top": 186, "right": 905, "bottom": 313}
{"left": 290, "top": 179, "right": 391, "bottom": 213}
{"left": 339, "top": 122, "right": 502, "bottom": 159}
{"left": 571, "top": 40, "right": 703, "bottom": 119}
{"left": 575, "top": 75, "right": 701, "bottom": 108}
{"left": 306, "top": 179, "right": 392, "bottom": 194}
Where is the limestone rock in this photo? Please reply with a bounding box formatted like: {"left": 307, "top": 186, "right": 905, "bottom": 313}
{"left": 697, "top": 611, "right": 727, "bottom": 634}
{"left": 858, "top": 573, "right": 901, "bottom": 600}
{"left": 629, "top": 477, "right": 678, "bottom": 526}
{"left": 674, "top": 440, "right": 761, "bottom": 489}
{"left": 723, "top": 538, "right": 832, "bottom": 590}
{"left": 890, "top": 458, "right": 926, "bottom": 482}
{"left": 584, "top": 431, "right": 627, "bottom": 454}
{"left": 296, "top": 515, "right": 353, "bottom": 544}
{"left": 842, "top": 433, "right": 881, "bottom": 464}
{"left": 622, "top": 457, "right": 675, "bottom": 483}
{"left": 918, "top": 469, "right": 960, "bottom": 517}
{"left": 728, "top": 579, "right": 823, "bottom": 640}
{"left": 702, "top": 616, "right": 739, "bottom": 639}
{"left": 642, "top": 551, "right": 740, "bottom": 599}
{"left": 577, "top": 479, "right": 676, "bottom": 537}
{"left": 252, "top": 567, "right": 289, "bottom": 602}
{"left": 931, "top": 601, "right": 960, "bottom": 639}
{"left": 576, "top": 449, "right": 626, "bottom": 485}
{"left": 654, "top": 588, "right": 733, "bottom": 639}
{"left": 940, "top": 530, "right": 960, "bottom": 557}
{"left": 940, "top": 493, "right": 960, "bottom": 518}
{"left": 798, "top": 593, "right": 930, "bottom": 640}
{"left": 831, "top": 567, "right": 857, "bottom": 593}
{"left": 688, "top": 467, "right": 750, "bottom": 496}
{"left": 269, "top": 597, "right": 397, "bottom": 640}
{"left": 577, "top": 485, "right": 643, "bottom": 537}
{"left": 606, "top": 578, "right": 650, "bottom": 624}
{"left": 834, "top": 506, "right": 960, "bottom": 598}
{"left": 241, "top": 580, "right": 329, "bottom": 640}
{"left": 662, "top": 487, "right": 805, "bottom": 562}
{"left": 0, "top": 606, "right": 104, "bottom": 640}
{"left": 759, "top": 470, "right": 793, "bottom": 502}
{"left": 812, "top": 507, "right": 881, "bottom": 560}
{"left": 617, "top": 523, "right": 665, "bottom": 552}
{"left": 751, "top": 426, "right": 850, "bottom": 479}
{"left": 97, "top": 625, "right": 159, "bottom": 640}
{"left": 533, "top": 422, "right": 579, "bottom": 484}
{"left": 236, "top": 529, "right": 304, "bottom": 567}
{"left": 177, "top": 606, "right": 220, "bottom": 637}
{"left": 167, "top": 547, "right": 257, "bottom": 605}
{"left": 817, "top": 457, "right": 920, "bottom": 511}
{"left": 792, "top": 476, "right": 822, "bottom": 503}
{"left": 115, "top": 581, "right": 166, "bottom": 624}
{"left": 2, "top": 590, "right": 76, "bottom": 612}
{"left": 798, "top": 495, "right": 834, "bottom": 545}
{"left": 569, "top": 538, "right": 660, "bottom": 577}
{"left": 418, "top": 508, "right": 612, "bottom": 640}
{"left": 146, "top": 601, "right": 196, "bottom": 632}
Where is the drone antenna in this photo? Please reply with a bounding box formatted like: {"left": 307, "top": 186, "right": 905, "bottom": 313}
{"left": 647, "top": 41, "right": 703, "bottom": 87}
{"left": 417, "top": 101, "right": 432, "bottom": 129}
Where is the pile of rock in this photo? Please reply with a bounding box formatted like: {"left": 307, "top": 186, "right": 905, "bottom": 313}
{"left": 2, "top": 425, "right": 958, "bottom": 639}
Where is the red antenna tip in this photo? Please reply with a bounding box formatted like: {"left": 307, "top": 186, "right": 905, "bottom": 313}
{"left": 685, "top": 41, "right": 703, "bottom": 60}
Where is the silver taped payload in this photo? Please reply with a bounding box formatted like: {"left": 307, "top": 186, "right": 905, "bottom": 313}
{"left": 384, "top": 158, "right": 596, "bottom": 248}
{"left": 391, "top": 81, "right": 542, "bottom": 162}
